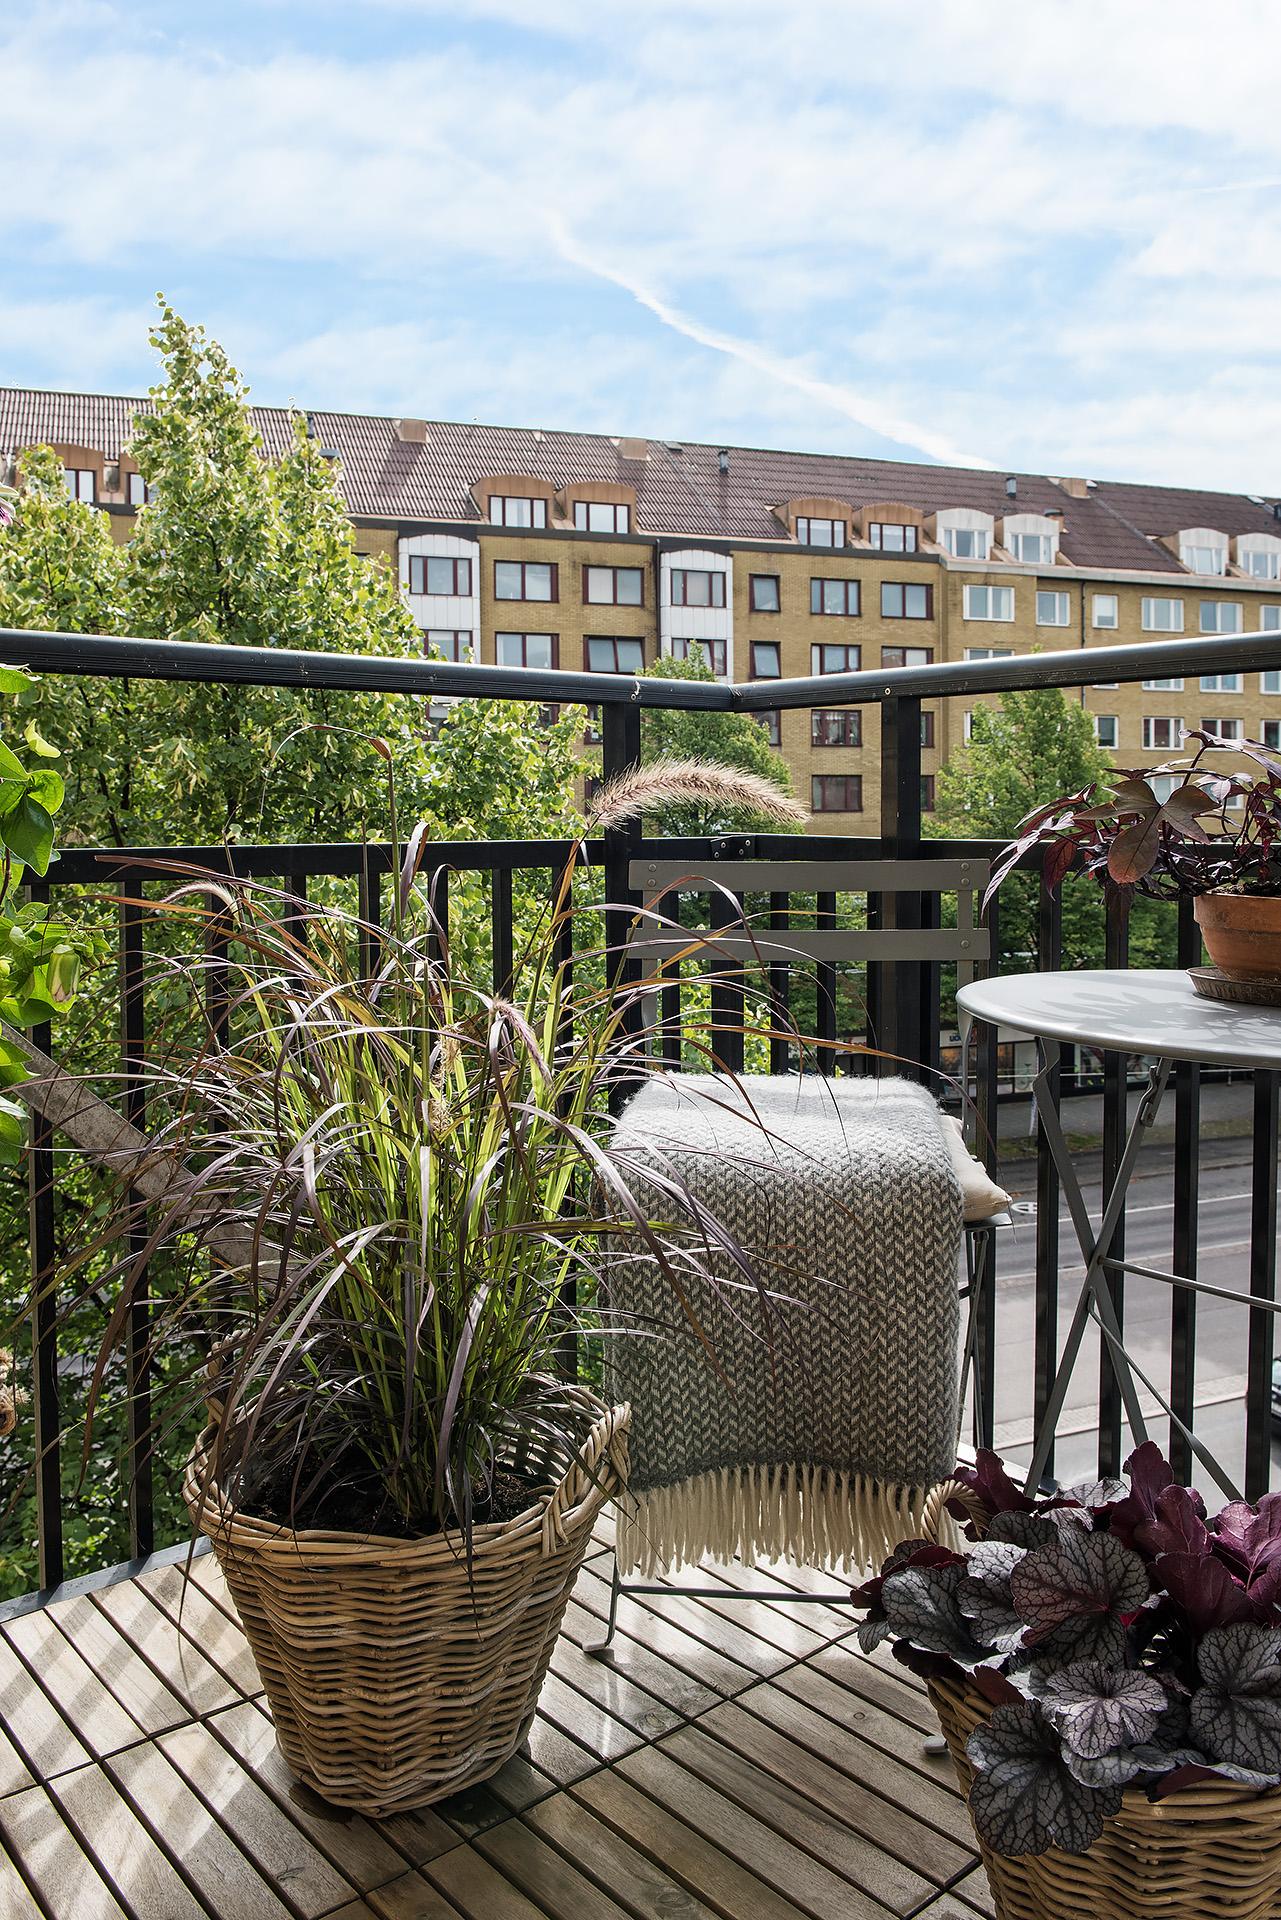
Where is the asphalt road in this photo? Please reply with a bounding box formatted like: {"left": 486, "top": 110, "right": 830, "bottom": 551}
{"left": 985, "top": 1138, "right": 1278, "bottom": 1496}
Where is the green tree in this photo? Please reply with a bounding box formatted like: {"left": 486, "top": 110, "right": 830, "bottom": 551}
{"left": 929, "top": 685, "right": 1177, "bottom": 970}
{"left": 638, "top": 653, "right": 799, "bottom": 833}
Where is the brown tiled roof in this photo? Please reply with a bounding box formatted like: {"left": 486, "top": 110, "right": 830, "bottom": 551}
{"left": 2, "top": 385, "right": 1278, "bottom": 576}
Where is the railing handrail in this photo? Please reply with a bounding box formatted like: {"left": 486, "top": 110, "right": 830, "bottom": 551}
{"left": 3, "top": 625, "right": 1280, "bottom": 712}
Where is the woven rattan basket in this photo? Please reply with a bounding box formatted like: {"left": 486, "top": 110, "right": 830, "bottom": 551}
{"left": 184, "top": 1398, "right": 629, "bottom": 1815}
{"left": 929, "top": 1670, "right": 1281, "bottom": 1920}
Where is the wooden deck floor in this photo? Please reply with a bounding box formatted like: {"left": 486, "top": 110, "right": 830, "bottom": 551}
{"left": 0, "top": 1521, "right": 991, "bottom": 1920}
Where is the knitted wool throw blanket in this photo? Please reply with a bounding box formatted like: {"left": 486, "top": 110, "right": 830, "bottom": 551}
{"left": 603, "top": 1073, "right": 963, "bottom": 1577}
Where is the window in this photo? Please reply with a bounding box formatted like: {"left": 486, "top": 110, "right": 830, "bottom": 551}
{"left": 1180, "top": 542, "right": 1226, "bottom": 574}
{"left": 920, "top": 775, "right": 936, "bottom": 811}
{"left": 962, "top": 710, "right": 975, "bottom": 742}
{"left": 496, "top": 631, "right": 557, "bottom": 668}
{"left": 752, "top": 641, "right": 781, "bottom": 679}
{"left": 757, "top": 711, "right": 781, "bottom": 747}
{"left": 812, "top": 774, "right": 863, "bottom": 812}
{"left": 1142, "top": 596, "right": 1184, "bottom": 632}
{"left": 1202, "top": 716, "right": 1243, "bottom": 739}
{"left": 750, "top": 573, "right": 780, "bottom": 612}
{"left": 964, "top": 645, "right": 1015, "bottom": 662}
{"left": 574, "top": 500, "right": 630, "bottom": 533}
{"left": 812, "top": 710, "right": 861, "bottom": 748}
{"left": 1244, "top": 549, "right": 1281, "bottom": 579}
{"left": 869, "top": 522, "right": 917, "bottom": 552}
{"left": 796, "top": 515, "right": 844, "bottom": 547}
{"left": 1149, "top": 773, "right": 1182, "bottom": 802}
{"left": 495, "top": 560, "right": 557, "bottom": 602}
{"left": 811, "top": 577, "right": 860, "bottom": 616}
{"left": 1201, "top": 601, "right": 1243, "bottom": 634}
{"left": 944, "top": 527, "right": 990, "bottom": 559}
{"left": 811, "top": 642, "right": 861, "bottom": 675}
{"left": 585, "top": 636, "right": 645, "bottom": 673}
{"left": 583, "top": 565, "right": 642, "bottom": 605}
{"left": 1143, "top": 676, "right": 1184, "bottom": 691}
{"left": 963, "top": 586, "right": 1014, "bottom": 621}
{"left": 1264, "top": 720, "right": 1281, "bottom": 749}
{"left": 672, "top": 637, "right": 728, "bottom": 676}
{"left": 881, "top": 581, "right": 932, "bottom": 619}
{"left": 1036, "top": 590, "right": 1071, "bottom": 626}
{"left": 1200, "top": 672, "right": 1243, "bottom": 692}
{"left": 490, "top": 494, "right": 547, "bottom": 528}
{"left": 1264, "top": 671, "right": 1281, "bottom": 695}
{"left": 1262, "top": 607, "right": 1281, "bottom": 631}
{"left": 1143, "top": 716, "right": 1182, "bottom": 750}
{"left": 671, "top": 567, "right": 726, "bottom": 608}
{"left": 63, "top": 467, "right": 94, "bottom": 502}
{"left": 409, "top": 555, "right": 472, "bottom": 596}
{"left": 423, "top": 630, "right": 471, "bottom": 662}
{"left": 1095, "top": 715, "right": 1118, "bottom": 750}
{"left": 920, "top": 710, "right": 935, "bottom": 748}
{"left": 1092, "top": 593, "right": 1119, "bottom": 629}
{"left": 126, "top": 473, "right": 154, "bottom": 507}
{"left": 1012, "top": 532, "right": 1054, "bottom": 564}
{"left": 882, "top": 645, "right": 933, "bottom": 668}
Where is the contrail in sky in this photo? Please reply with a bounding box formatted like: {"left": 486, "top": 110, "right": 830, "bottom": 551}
{"left": 547, "top": 214, "right": 994, "bottom": 471}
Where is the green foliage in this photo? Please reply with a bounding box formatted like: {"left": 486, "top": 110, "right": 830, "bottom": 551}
{"left": 639, "top": 654, "right": 797, "bottom": 833}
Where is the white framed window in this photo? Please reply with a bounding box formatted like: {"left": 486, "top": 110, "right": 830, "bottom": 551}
{"left": 964, "top": 646, "right": 1015, "bottom": 661}
{"left": 1263, "top": 671, "right": 1281, "bottom": 695}
{"left": 1244, "top": 549, "right": 1281, "bottom": 579}
{"left": 1143, "top": 677, "right": 1184, "bottom": 690}
{"left": 962, "top": 709, "right": 975, "bottom": 741}
{"left": 1036, "top": 590, "right": 1071, "bottom": 626}
{"left": 1200, "top": 672, "right": 1242, "bottom": 692}
{"left": 963, "top": 586, "right": 1014, "bottom": 622}
{"left": 1201, "top": 716, "right": 1242, "bottom": 739}
{"left": 1149, "top": 773, "right": 1182, "bottom": 802}
{"left": 1143, "top": 716, "right": 1183, "bottom": 749}
{"left": 574, "top": 500, "right": 630, "bottom": 533}
{"left": 1092, "top": 593, "right": 1119, "bottom": 629}
{"left": 1142, "top": 597, "right": 1184, "bottom": 632}
{"left": 1261, "top": 606, "right": 1281, "bottom": 631}
{"left": 1264, "top": 719, "right": 1281, "bottom": 748}
{"left": 1012, "top": 532, "right": 1054, "bottom": 564}
{"left": 1200, "top": 601, "right": 1243, "bottom": 634}
{"left": 945, "top": 527, "right": 990, "bottom": 559}
{"left": 796, "top": 515, "right": 845, "bottom": 548}
{"left": 1095, "top": 715, "right": 1118, "bottom": 749}
{"left": 1180, "top": 541, "right": 1227, "bottom": 575}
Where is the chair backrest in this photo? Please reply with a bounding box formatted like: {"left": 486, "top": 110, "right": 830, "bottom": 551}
{"left": 626, "top": 856, "right": 991, "bottom": 985}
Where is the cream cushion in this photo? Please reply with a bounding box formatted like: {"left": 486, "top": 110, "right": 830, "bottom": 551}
{"left": 941, "top": 1113, "right": 1011, "bottom": 1222}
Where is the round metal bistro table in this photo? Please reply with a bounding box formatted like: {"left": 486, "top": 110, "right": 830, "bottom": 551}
{"left": 957, "top": 968, "right": 1281, "bottom": 1501}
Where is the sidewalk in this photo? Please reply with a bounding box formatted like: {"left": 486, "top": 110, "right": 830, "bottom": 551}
{"left": 992, "top": 1073, "right": 1254, "bottom": 1157}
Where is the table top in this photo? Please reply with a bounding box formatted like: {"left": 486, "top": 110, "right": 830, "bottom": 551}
{"left": 956, "top": 968, "right": 1281, "bottom": 1069}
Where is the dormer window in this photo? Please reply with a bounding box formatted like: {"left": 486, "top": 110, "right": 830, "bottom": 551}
{"left": 1176, "top": 529, "right": 1228, "bottom": 574}
{"left": 490, "top": 494, "right": 547, "bottom": 528}
{"left": 574, "top": 500, "right": 631, "bottom": 534}
{"left": 1011, "top": 532, "right": 1052, "bottom": 563}
{"left": 868, "top": 522, "right": 918, "bottom": 553}
{"left": 796, "top": 515, "right": 845, "bottom": 548}
{"left": 1236, "top": 533, "right": 1281, "bottom": 579}
{"left": 126, "top": 473, "right": 155, "bottom": 507}
{"left": 63, "top": 467, "right": 95, "bottom": 503}
{"left": 945, "top": 527, "right": 989, "bottom": 559}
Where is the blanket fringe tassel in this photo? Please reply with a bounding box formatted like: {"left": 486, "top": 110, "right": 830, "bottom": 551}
{"left": 615, "top": 1464, "right": 952, "bottom": 1578}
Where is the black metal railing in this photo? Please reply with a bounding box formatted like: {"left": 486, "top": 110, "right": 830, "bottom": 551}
{"left": 3, "top": 622, "right": 1280, "bottom": 1607}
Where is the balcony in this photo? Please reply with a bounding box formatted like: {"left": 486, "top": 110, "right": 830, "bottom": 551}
{"left": 1, "top": 623, "right": 1280, "bottom": 1916}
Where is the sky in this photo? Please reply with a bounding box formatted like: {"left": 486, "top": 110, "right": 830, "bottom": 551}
{"left": 5, "top": 0, "right": 1281, "bottom": 491}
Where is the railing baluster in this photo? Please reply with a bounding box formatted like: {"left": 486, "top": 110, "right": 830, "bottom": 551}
{"left": 1245, "top": 1069, "right": 1279, "bottom": 1499}
{"left": 600, "top": 702, "right": 642, "bottom": 1113}
{"left": 27, "top": 883, "right": 61, "bottom": 1596}
{"left": 120, "top": 887, "right": 153, "bottom": 1560}
{"left": 708, "top": 885, "right": 745, "bottom": 1077}
{"left": 491, "top": 868, "right": 514, "bottom": 1001}
{"left": 1170, "top": 894, "right": 1201, "bottom": 1481}
{"left": 1098, "top": 887, "right": 1131, "bottom": 1477}
{"left": 358, "top": 851, "right": 383, "bottom": 982}
{"left": 878, "top": 693, "right": 923, "bottom": 1078}
{"left": 816, "top": 891, "right": 837, "bottom": 1075}
{"left": 1034, "top": 880, "right": 1063, "bottom": 1484}
{"left": 768, "top": 892, "right": 790, "bottom": 1076}
{"left": 973, "top": 887, "right": 1000, "bottom": 1454}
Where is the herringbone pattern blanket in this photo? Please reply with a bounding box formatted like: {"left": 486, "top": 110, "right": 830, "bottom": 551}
{"left": 604, "top": 1073, "right": 963, "bottom": 1575}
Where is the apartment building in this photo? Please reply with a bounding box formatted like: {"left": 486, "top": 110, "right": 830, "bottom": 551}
{"left": 3, "top": 388, "right": 1281, "bottom": 832}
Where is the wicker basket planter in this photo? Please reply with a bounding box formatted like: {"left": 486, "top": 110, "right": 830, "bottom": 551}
{"left": 184, "top": 1398, "right": 630, "bottom": 1816}
{"left": 929, "top": 1670, "right": 1281, "bottom": 1920}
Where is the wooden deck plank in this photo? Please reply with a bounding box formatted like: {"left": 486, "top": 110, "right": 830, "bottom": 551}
{"left": 804, "top": 1634, "right": 947, "bottom": 1736}
{"left": 773, "top": 1658, "right": 962, "bottom": 1786}
{"left": 534, "top": 1669, "right": 643, "bottom": 1765}
{"left": 551, "top": 1771, "right": 816, "bottom": 1920}
{"left": 42, "top": 1593, "right": 191, "bottom": 1739}
{"left": 476, "top": 1815, "right": 637, "bottom": 1919}
{"left": 104, "top": 1737, "right": 299, "bottom": 1920}
{"left": 158, "top": 1718, "right": 359, "bottom": 1917}
{"left": 696, "top": 1699, "right": 977, "bottom": 1887}
{"left": 135, "top": 1562, "right": 265, "bottom": 1701}
{"left": 948, "top": 1864, "right": 995, "bottom": 1917}
{"left": 90, "top": 1577, "right": 246, "bottom": 1720}
{"left": 622, "top": 1727, "right": 928, "bottom": 1918}
{"left": 0, "top": 1637, "right": 60, "bottom": 1799}
{"left": 427, "top": 1841, "right": 570, "bottom": 1919}
{"left": 548, "top": 1626, "right": 685, "bottom": 1743}
{"left": 45, "top": 1763, "right": 208, "bottom": 1919}
{"left": 0, "top": 1780, "right": 122, "bottom": 1920}
{"left": 3, "top": 1609, "right": 144, "bottom": 1760}
{"left": 559, "top": 1594, "right": 722, "bottom": 1720}
{"left": 573, "top": 1563, "right": 762, "bottom": 1696}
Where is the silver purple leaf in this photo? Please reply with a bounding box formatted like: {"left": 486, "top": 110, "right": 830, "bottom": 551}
{"left": 966, "top": 1702, "right": 1121, "bottom": 1856}
{"left": 957, "top": 1542, "right": 1028, "bottom": 1653}
{"left": 1010, "top": 1528, "right": 1150, "bottom": 1643}
{"left": 1037, "top": 1662, "right": 1168, "bottom": 1759}
{"left": 1190, "top": 1624, "right": 1281, "bottom": 1774}
{"left": 881, "top": 1565, "right": 993, "bottom": 1661}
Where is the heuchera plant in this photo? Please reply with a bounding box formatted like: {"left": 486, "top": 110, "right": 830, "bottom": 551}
{"left": 983, "top": 728, "right": 1281, "bottom": 903}
{"left": 852, "top": 1444, "right": 1281, "bottom": 1858}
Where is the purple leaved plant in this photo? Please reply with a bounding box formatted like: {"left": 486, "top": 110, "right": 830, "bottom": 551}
{"left": 851, "top": 1444, "right": 1281, "bottom": 1859}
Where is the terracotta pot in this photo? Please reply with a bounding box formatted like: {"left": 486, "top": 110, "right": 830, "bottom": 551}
{"left": 1194, "top": 892, "right": 1281, "bottom": 980}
